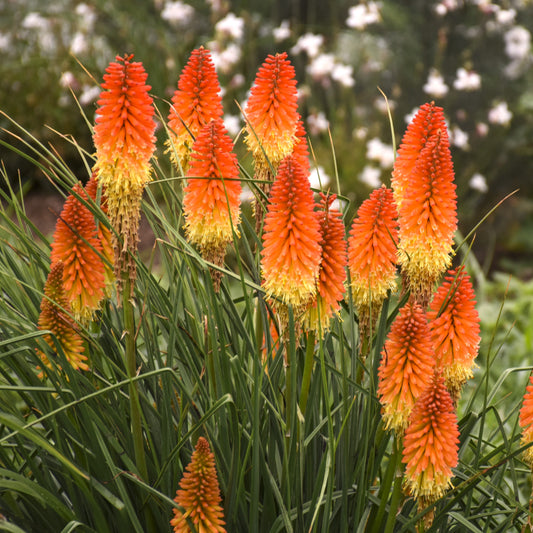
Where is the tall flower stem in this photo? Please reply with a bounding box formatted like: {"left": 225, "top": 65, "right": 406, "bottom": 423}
{"left": 299, "top": 330, "right": 316, "bottom": 416}
{"left": 123, "top": 275, "right": 148, "bottom": 482}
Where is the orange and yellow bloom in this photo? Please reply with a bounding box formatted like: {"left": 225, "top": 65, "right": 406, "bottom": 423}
{"left": 303, "top": 193, "right": 347, "bottom": 334}
{"left": 183, "top": 118, "right": 241, "bottom": 289}
{"left": 170, "top": 437, "right": 226, "bottom": 533}
{"left": 378, "top": 301, "right": 435, "bottom": 432}
{"left": 167, "top": 46, "right": 224, "bottom": 173}
{"left": 519, "top": 374, "right": 533, "bottom": 467}
{"left": 92, "top": 54, "right": 156, "bottom": 289}
{"left": 391, "top": 102, "right": 447, "bottom": 209}
{"left": 348, "top": 186, "right": 398, "bottom": 329}
{"left": 244, "top": 52, "right": 299, "bottom": 182}
{"left": 37, "top": 261, "right": 88, "bottom": 373}
{"left": 396, "top": 128, "right": 457, "bottom": 305}
{"left": 428, "top": 267, "right": 480, "bottom": 401}
{"left": 50, "top": 181, "right": 106, "bottom": 321}
{"left": 261, "top": 156, "right": 322, "bottom": 312}
{"left": 403, "top": 371, "right": 459, "bottom": 510}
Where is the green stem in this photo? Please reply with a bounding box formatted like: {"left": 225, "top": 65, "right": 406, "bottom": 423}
{"left": 299, "top": 330, "right": 316, "bottom": 416}
{"left": 123, "top": 276, "right": 148, "bottom": 482}
{"left": 384, "top": 438, "right": 405, "bottom": 533}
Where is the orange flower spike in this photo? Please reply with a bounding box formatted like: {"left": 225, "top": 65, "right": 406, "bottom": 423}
{"left": 261, "top": 156, "right": 322, "bottom": 309}
{"left": 398, "top": 130, "right": 457, "bottom": 305}
{"left": 348, "top": 186, "right": 399, "bottom": 326}
{"left": 92, "top": 54, "right": 156, "bottom": 288}
{"left": 304, "top": 193, "right": 347, "bottom": 334}
{"left": 37, "top": 261, "right": 88, "bottom": 372}
{"left": 170, "top": 437, "right": 226, "bottom": 533}
{"left": 291, "top": 116, "right": 311, "bottom": 176}
{"left": 183, "top": 119, "right": 241, "bottom": 274}
{"left": 392, "top": 102, "right": 447, "bottom": 208}
{"left": 428, "top": 267, "right": 480, "bottom": 400}
{"left": 50, "top": 182, "right": 106, "bottom": 321}
{"left": 84, "top": 175, "right": 115, "bottom": 291}
{"left": 167, "top": 47, "right": 223, "bottom": 173}
{"left": 245, "top": 52, "right": 299, "bottom": 173}
{"left": 402, "top": 371, "right": 459, "bottom": 510}
{"left": 378, "top": 301, "right": 435, "bottom": 433}
{"left": 519, "top": 374, "right": 533, "bottom": 467}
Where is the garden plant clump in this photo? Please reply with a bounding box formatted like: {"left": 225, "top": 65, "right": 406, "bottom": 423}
{"left": 2, "top": 3, "right": 533, "bottom": 532}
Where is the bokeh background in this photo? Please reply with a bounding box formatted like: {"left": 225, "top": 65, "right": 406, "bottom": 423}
{"left": 2, "top": 0, "right": 533, "bottom": 277}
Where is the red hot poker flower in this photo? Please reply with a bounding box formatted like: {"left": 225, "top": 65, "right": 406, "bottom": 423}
{"left": 397, "top": 130, "right": 457, "bottom": 306}
{"left": 291, "top": 115, "right": 311, "bottom": 176}
{"left": 261, "top": 156, "right": 322, "bottom": 311}
{"left": 378, "top": 301, "right": 435, "bottom": 432}
{"left": 170, "top": 437, "right": 226, "bottom": 533}
{"left": 520, "top": 374, "right": 533, "bottom": 467}
{"left": 166, "top": 47, "right": 223, "bottom": 173}
{"left": 348, "top": 186, "right": 398, "bottom": 331}
{"left": 50, "top": 182, "right": 106, "bottom": 322}
{"left": 403, "top": 371, "right": 459, "bottom": 516}
{"left": 92, "top": 54, "right": 156, "bottom": 290}
{"left": 303, "top": 193, "right": 347, "bottom": 335}
{"left": 183, "top": 119, "right": 241, "bottom": 289}
{"left": 37, "top": 261, "right": 88, "bottom": 373}
{"left": 428, "top": 267, "right": 480, "bottom": 402}
{"left": 392, "top": 102, "right": 447, "bottom": 208}
{"left": 245, "top": 52, "right": 299, "bottom": 177}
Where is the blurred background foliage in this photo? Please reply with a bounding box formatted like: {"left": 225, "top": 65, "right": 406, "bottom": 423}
{"left": 2, "top": 0, "right": 533, "bottom": 275}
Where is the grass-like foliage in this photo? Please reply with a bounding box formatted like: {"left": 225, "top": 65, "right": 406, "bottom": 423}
{"left": 0, "top": 50, "right": 532, "bottom": 533}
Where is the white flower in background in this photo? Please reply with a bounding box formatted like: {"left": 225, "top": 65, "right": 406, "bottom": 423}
{"left": 161, "top": 1, "right": 195, "bottom": 25}
{"left": 291, "top": 33, "right": 324, "bottom": 58}
{"left": 59, "top": 71, "right": 76, "bottom": 88}
{"left": 79, "top": 85, "right": 101, "bottom": 106}
{"left": 423, "top": 69, "right": 449, "bottom": 98}
{"left": 307, "top": 112, "right": 330, "bottom": 135}
{"left": 353, "top": 127, "right": 368, "bottom": 140}
{"left": 230, "top": 73, "right": 245, "bottom": 88}
{"left": 70, "top": 32, "right": 88, "bottom": 55}
{"left": 331, "top": 63, "right": 355, "bottom": 87}
{"left": 359, "top": 165, "right": 382, "bottom": 188}
{"left": 22, "top": 12, "right": 49, "bottom": 30}
{"left": 450, "top": 125, "right": 469, "bottom": 149}
{"left": 366, "top": 137, "right": 394, "bottom": 168}
{"left": 75, "top": 3, "right": 97, "bottom": 31}
{"left": 224, "top": 114, "right": 242, "bottom": 137}
{"left": 210, "top": 43, "right": 242, "bottom": 74}
{"left": 488, "top": 101, "right": 512, "bottom": 125}
{"left": 435, "top": 0, "right": 460, "bottom": 15}
{"left": 273, "top": 20, "right": 291, "bottom": 42}
{"left": 374, "top": 97, "right": 396, "bottom": 114}
{"left": 504, "top": 26, "right": 531, "bottom": 60}
{"left": 469, "top": 173, "right": 488, "bottom": 193}
{"left": 309, "top": 165, "right": 331, "bottom": 189}
{"left": 453, "top": 68, "right": 481, "bottom": 90}
{"left": 346, "top": 2, "right": 381, "bottom": 30}
{"left": 0, "top": 32, "right": 10, "bottom": 52}
{"left": 215, "top": 13, "right": 245, "bottom": 41}
{"left": 476, "top": 122, "right": 489, "bottom": 136}
{"left": 307, "top": 53, "right": 336, "bottom": 80}
{"left": 495, "top": 7, "right": 516, "bottom": 25}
